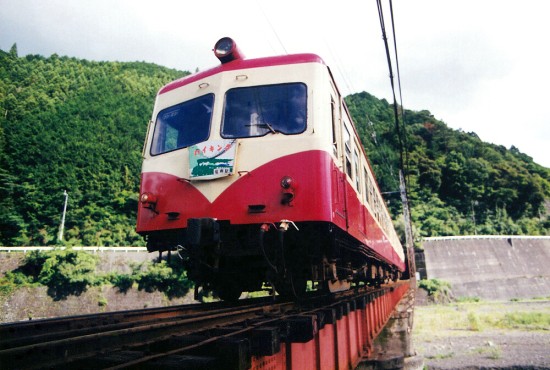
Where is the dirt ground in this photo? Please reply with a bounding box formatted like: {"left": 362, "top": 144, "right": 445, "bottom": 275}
{"left": 413, "top": 298, "right": 550, "bottom": 370}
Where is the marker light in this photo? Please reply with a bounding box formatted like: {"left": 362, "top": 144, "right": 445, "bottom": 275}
{"left": 280, "top": 176, "right": 294, "bottom": 189}
{"left": 280, "top": 176, "right": 296, "bottom": 205}
{"left": 140, "top": 192, "right": 157, "bottom": 209}
{"left": 213, "top": 37, "right": 244, "bottom": 64}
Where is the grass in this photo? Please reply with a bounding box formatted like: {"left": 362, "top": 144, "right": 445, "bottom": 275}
{"left": 498, "top": 312, "right": 550, "bottom": 330}
{"left": 470, "top": 344, "right": 502, "bottom": 359}
{"left": 426, "top": 352, "right": 454, "bottom": 360}
{"left": 467, "top": 311, "right": 481, "bottom": 331}
{"left": 413, "top": 299, "right": 550, "bottom": 338}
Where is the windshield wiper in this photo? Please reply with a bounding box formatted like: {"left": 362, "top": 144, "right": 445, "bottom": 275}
{"left": 246, "top": 123, "right": 278, "bottom": 134}
{"left": 259, "top": 123, "right": 277, "bottom": 134}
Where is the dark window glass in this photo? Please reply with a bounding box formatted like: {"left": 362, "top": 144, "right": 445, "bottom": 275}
{"left": 221, "top": 83, "right": 307, "bottom": 138}
{"left": 151, "top": 94, "right": 214, "bottom": 155}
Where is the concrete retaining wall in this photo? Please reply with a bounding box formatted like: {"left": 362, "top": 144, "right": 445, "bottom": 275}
{"left": 421, "top": 236, "right": 550, "bottom": 300}
{"left": 0, "top": 247, "right": 158, "bottom": 275}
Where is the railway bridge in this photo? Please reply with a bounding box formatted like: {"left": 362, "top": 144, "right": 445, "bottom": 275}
{"left": 0, "top": 280, "right": 419, "bottom": 370}
{"left": 0, "top": 247, "right": 422, "bottom": 369}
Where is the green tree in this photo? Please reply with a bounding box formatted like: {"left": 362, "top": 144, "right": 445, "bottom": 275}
{"left": 0, "top": 49, "right": 186, "bottom": 246}
{"left": 0, "top": 48, "right": 548, "bottom": 246}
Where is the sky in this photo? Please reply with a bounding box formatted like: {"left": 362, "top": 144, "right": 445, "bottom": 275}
{"left": 1, "top": 0, "right": 549, "bottom": 167}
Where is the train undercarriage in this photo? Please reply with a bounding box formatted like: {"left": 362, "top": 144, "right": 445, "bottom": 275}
{"left": 145, "top": 219, "right": 400, "bottom": 301}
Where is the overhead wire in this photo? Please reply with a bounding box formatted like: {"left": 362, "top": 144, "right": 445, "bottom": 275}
{"left": 322, "top": 38, "right": 355, "bottom": 95}
{"left": 376, "top": 0, "right": 415, "bottom": 259}
{"left": 256, "top": 1, "right": 288, "bottom": 55}
{"left": 388, "top": 0, "right": 410, "bottom": 184}
{"left": 375, "top": 0, "right": 409, "bottom": 190}
{"left": 316, "top": 7, "right": 398, "bottom": 191}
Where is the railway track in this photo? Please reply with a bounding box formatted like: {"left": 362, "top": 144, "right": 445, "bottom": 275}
{"left": 0, "top": 282, "right": 410, "bottom": 370}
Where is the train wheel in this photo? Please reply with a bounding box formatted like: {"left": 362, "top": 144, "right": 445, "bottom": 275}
{"left": 325, "top": 279, "right": 351, "bottom": 293}
{"left": 275, "top": 272, "right": 307, "bottom": 299}
{"left": 367, "top": 265, "right": 379, "bottom": 286}
{"left": 215, "top": 281, "right": 243, "bottom": 302}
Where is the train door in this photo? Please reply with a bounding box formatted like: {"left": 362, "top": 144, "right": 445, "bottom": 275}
{"left": 330, "top": 93, "right": 347, "bottom": 230}
{"left": 356, "top": 146, "right": 367, "bottom": 239}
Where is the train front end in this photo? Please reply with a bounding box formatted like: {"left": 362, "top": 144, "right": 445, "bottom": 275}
{"left": 136, "top": 38, "right": 335, "bottom": 299}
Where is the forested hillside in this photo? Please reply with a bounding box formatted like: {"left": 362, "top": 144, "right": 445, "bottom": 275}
{"left": 0, "top": 46, "right": 548, "bottom": 246}
{"left": 0, "top": 45, "right": 184, "bottom": 246}
{"left": 347, "top": 92, "right": 550, "bottom": 237}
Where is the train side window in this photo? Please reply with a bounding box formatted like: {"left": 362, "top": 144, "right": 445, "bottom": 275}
{"left": 376, "top": 194, "right": 382, "bottom": 223}
{"left": 151, "top": 93, "right": 214, "bottom": 155}
{"left": 375, "top": 195, "right": 380, "bottom": 222}
{"left": 343, "top": 124, "right": 352, "bottom": 178}
{"left": 331, "top": 99, "right": 338, "bottom": 156}
{"left": 364, "top": 167, "right": 370, "bottom": 203}
{"left": 353, "top": 147, "right": 360, "bottom": 191}
{"left": 368, "top": 177, "right": 375, "bottom": 208}
{"left": 343, "top": 123, "right": 352, "bottom": 153}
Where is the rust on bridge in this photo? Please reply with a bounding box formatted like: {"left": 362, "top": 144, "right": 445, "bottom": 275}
{"left": 249, "top": 283, "right": 410, "bottom": 370}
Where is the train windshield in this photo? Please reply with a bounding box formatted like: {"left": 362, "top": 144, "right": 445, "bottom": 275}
{"left": 151, "top": 94, "right": 214, "bottom": 155}
{"left": 221, "top": 83, "right": 307, "bottom": 138}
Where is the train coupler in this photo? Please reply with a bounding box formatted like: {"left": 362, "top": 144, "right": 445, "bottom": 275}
{"left": 279, "top": 219, "right": 299, "bottom": 232}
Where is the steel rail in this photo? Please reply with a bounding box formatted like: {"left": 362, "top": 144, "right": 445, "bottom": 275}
{"left": 0, "top": 297, "right": 275, "bottom": 350}
{"left": 0, "top": 300, "right": 293, "bottom": 370}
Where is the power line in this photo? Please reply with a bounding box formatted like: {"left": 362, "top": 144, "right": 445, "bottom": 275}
{"left": 376, "top": 0, "right": 405, "bottom": 171}
{"left": 322, "top": 38, "right": 355, "bottom": 95}
{"left": 388, "top": 0, "right": 410, "bottom": 184}
{"left": 256, "top": 1, "right": 288, "bottom": 55}
{"left": 376, "top": 0, "right": 415, "bottom": 264}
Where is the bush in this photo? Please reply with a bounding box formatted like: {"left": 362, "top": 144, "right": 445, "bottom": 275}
{"left": 136, "top": 260, "right": 193, "bottom": 299}
{"left": 4, "top": 271, "right": 34, "bottom": 286}
{"left": 467, "top": 311, "right": 482, "bottom": 331}
{"left": 418, "top": 278, "right": 453, "bottom": 303}
{"left": 2, "top": 249, "right": 100, "bottom": 300}
{"left": 3, "top": 250, "right": 194, "bottom": 301}
{"left": 32, "top": 249, "right": 99, "bottom": 300}
{"left": 0, "top": 277, "right": 17, "bottom": 298}
{"left": 110, "top": 273, "right": 134, "bottom": 293}
{"left": 18, "top": 250, "right": 49, "bottom": 279}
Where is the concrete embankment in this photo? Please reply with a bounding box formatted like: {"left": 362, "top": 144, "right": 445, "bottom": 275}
{"left": 419, "top": 236, "right": 550, "bottom": 300}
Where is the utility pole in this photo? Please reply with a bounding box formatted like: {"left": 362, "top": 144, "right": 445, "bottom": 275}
{"left": 399, "top": 170, "right": 415, "bottom": 280}
{"left": 58, "top": 190, "right": 68, "bottom": 241}
{"left": 471, "top": 200, "right": 478, "bottom": 235}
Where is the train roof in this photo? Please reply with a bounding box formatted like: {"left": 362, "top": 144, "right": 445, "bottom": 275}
{"left": 159, "top": 53, "right": 326, "bottom": 95}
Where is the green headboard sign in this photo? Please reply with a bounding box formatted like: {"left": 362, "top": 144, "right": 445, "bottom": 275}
{"left": 189, "top": 139, "right": 237, "bottom": 180}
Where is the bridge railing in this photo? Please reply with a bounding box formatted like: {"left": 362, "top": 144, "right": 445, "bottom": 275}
{"left": 0, "top": 246, "right": 147, "bottom": 253}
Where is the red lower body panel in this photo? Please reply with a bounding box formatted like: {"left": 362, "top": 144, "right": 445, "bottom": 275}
{"left": 137, "top": 150, "right": 405, "bottom": 270}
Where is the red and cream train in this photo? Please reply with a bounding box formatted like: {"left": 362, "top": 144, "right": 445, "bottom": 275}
{"left": 136, "top": 38, "right": 406, "bottom": 300}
